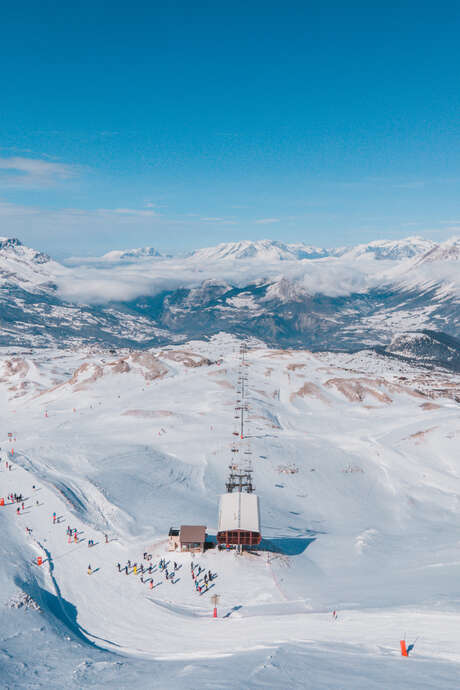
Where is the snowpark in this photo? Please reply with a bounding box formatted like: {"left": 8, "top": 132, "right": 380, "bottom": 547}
{"left": 1, "top": 334, "right": 460, "bottom": 688}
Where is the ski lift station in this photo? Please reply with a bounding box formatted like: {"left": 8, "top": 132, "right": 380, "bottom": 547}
{"left": 217, "top": 491, "right": 261, "bottom": 547}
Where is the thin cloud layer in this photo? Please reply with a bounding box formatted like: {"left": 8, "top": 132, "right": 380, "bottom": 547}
{"left": 0, "top": 156, "right": 77, "bottom": 188}
{"left": 54, "top": 248, "right": 459, "bottom": 305}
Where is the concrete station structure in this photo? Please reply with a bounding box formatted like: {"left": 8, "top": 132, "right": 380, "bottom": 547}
{"left": 217, "top": 491, "right": 261, "bottom": 547}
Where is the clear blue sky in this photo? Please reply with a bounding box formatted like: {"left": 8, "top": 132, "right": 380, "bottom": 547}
{"left": 0, "top": 1, "right": 459, "bottom": 256}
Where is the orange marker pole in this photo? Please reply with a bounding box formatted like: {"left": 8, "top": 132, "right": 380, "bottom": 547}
{"left": 400, "top": 640, "right": 408, "bottom": 657}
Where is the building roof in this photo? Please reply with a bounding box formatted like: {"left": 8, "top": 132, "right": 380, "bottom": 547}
{"left": 180, "top": 525, "right": 206, "bottom": 543}
{"left": 218, "top": 493, "right": 260, "bottom": 533}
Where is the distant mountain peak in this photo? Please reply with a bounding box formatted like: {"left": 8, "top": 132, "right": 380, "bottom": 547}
{"left": 343, "top": 236, "right": 436, "bottom": 260}
{"left": 101, "top": 246, "right": 164, "bottom": 261}
{"left": 187, "top": 239, "right": 329, "bottom": 261}
{"left": 416, "top": 236, "right": 460, "bottom": 264}
{"left": 0, "top": 237, "right": 49, "bottom": 264}
{"left": 0, "top": 237, "right": 23, "bottom": 250}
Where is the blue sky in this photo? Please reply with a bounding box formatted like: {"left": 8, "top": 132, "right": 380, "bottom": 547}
{"left": 0, "top": 1, "right": 459, "bottom": 256}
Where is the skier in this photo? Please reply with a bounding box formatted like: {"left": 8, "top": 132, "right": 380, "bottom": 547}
{"left": 117, "top": 562, "right": 121, "bottom": 572}
{"left": 105, "top": 534, "right": 108, "bottom": 544}
{"left": 133, "top": 565, "right": 137, "bottom": 575}
{"left": 52, "top": 512, "right": 56, "bottom": 524}
{"left": 149, "top": 579, "right": 153, "bottom": 589}
{"left": 16, "top": 506, "right": 20, "bottom": 515}
{"left": 87, "top": 564, "right": 92, "bottom": 575}
{"left": 74, "top": 533, "right": 78, "bottom": 543}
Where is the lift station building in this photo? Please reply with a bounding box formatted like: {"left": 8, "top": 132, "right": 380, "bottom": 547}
{"left": 217, "top": 491, "right": 261, "bottom": 547}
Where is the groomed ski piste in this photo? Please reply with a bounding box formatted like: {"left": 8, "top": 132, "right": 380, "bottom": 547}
{"left": 1, "top": 333, "right": 460, "bottom": 688}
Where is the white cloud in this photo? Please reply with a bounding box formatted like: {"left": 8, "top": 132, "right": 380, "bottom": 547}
{"left": 99, "top": 208, "right": 156, "bottom": 217}
{"left": 254, "top": 218, "right": 280, "bottom": 224}
{"left": 0, "top": 156, "right": 77, "bottom": 188}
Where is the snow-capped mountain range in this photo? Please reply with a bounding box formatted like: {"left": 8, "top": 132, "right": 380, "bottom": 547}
{"left": 0, "top": 236, "right": 459, "bottom": 357}
{"left": 93, "top": 237, "right": 438, "bottom": 263}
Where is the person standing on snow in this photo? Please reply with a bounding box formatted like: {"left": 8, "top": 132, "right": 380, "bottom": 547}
{"left": 88, "top": 564, "right": 92, "bottom": 575}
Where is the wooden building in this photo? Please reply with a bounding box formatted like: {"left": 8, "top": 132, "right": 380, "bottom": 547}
{"left": 180, "top": 525, "right": 207, "bottom": 553}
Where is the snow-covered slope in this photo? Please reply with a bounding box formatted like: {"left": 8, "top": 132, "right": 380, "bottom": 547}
{"left": 1, "top": 335, "right": 460, "bottom": 687}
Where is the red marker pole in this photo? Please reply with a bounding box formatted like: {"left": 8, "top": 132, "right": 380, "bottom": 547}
{"left": 211, "top": 594, "right": 220, "bottom": 619}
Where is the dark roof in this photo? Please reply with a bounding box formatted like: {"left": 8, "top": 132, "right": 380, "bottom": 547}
{"left": 180, "top": 525, "right": 206, "bottom": 543}
{"left": 169, "top": 528, "right": 179, "bottom": 536}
